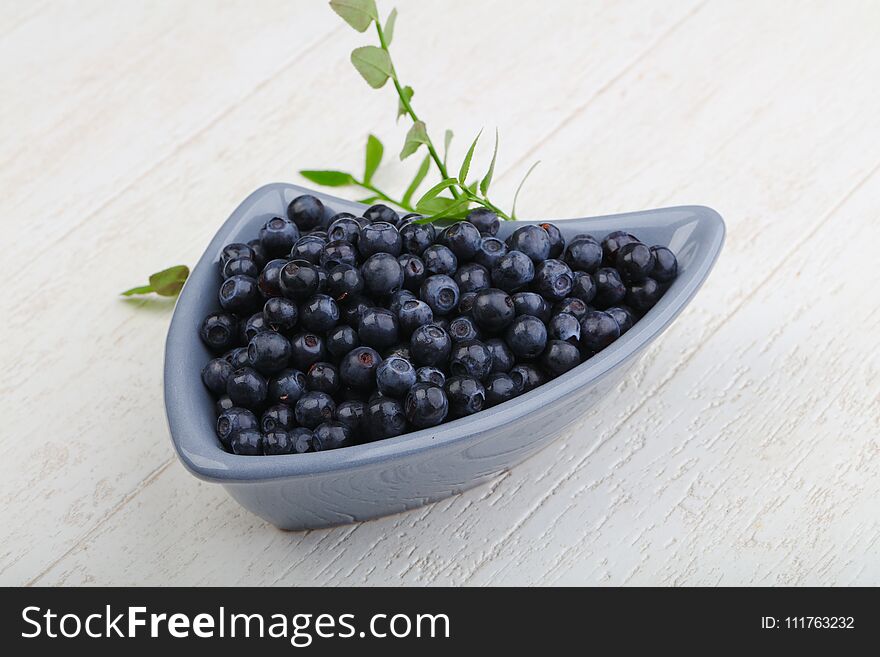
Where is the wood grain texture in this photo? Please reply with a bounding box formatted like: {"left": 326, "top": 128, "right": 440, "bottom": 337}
{"left": 1, "top": 0, "right": 878, "bottom": 586}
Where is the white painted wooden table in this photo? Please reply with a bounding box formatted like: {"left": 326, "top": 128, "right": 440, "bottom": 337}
{"left": 2, "top": 0, "right": 878, "bottom": 586}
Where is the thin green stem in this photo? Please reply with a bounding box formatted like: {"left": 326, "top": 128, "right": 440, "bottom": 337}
{"left": 374, "top": 20, "right": 460, "bottom": 200}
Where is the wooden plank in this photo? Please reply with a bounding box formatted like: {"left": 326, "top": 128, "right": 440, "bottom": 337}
{"left": 0, "top": 0, "right": 703, "bottom": 584}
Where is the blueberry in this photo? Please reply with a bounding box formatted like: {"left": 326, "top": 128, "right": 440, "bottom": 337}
{"left": 216, "top": 407, "right": 259, "bottom": 447}
{"left": 363, "top": 204, "right": 399, "bottom": 225}
{"left": 616, "top": 242, "right": 655, "bottom": 283}
{"left": 445, "top": 376, "right": 486, "bottom": 418}
{"left": 226, "top": 367, "right": 268, "bottom": 409}
{"left": 263, "top": 297, "right": 298, "bottom": 332}
{"left": 507, "top": 225, "right": 551, "bottom": 262}
{"left": 361, "top": 252, "right": 404, "bottom": 296}
{"left": 358, "top": 306, "right": 399, "bottom": 350}
{"left": 448, "top": 315, "right": 481, "bottom": 343}
{"left": 257, "top": 258, "right": 287, "bottom": 298}
{"left": 359, "top": 221, "right": 401, "bottom": 258}
{"left": 202, "top": 358, "right": 234, "bottom": 397}
{"left": 398, "top": 253, "right": 427, "bottom": 292}
{"left": 540, "top": 222, "right": 565, "bottom": 258}
{"left": 398, "top": 298, "right": 434, "bottom": 335}
{"left": 241, "top": 311, "right": 269, "bottom": 343}
{"left": 340, "top": 346, "right": 382, "bottom": 389}
{"left": 467, "top": 208, "right": 500, "bottom": 236}
{"left": 246, "top": 239, "right": 267, "bottom": 269}
{"left": 326, "top": 324, "right": 359, "bottom": 358}
{"left": 335, "top": 400, "right": 366, "bottom": 434}
{"left": 650, "top": 246, "right": 678, "bottom": 282}
{"left": 387, "top": 289, "right": 416, "bottom": 316}
{"left": 261, "top": 404, "right": 296, "bottom": 433}
{"left": 404, "top": 382, "right": 449, "bottom": 428}
{"left": 485, "top": 338, "right": 515, "bottom": 373}
{"left": 199, "top": 312, "right": 238, "bottom": 352}
{"left": 365, "top": 397, "right": 408, "bottom": 440}
{"left": 267, "top": 368, "right": 307, "bottom": 405}
{"left": 287, "top": 194, "right": 326, "bottom": 231}
{"left": 533, "top": 259, "right": 574, "bottom": 301}
{"left": 554, "top": 297, "right": 589, "bottom": 322}
{"left": 471, "top": 288, "right": 516, "bottom": 331}
{"left": 454, "top": 262, "right": 491, "bottom": 293}
{"left": 548, "top": 312, "right": 581, "bottom": 345}
{"left": 263, "top": 429, "right": 307, "bottom": 455}
{"left": 570, "top": 271, "right": 596, "bottom": 304}
{"left": 605, "top": 306, "right": 636, "bottom": 334}
{"left": 229, "top": 429, "right": 263, "bottom": 455}
{"left": 580, "top": 310, "right": 621, "bottom": 353}
{"left": 626, "top": 277, "right": 663, "bottom": 313}
{"left": 321, "top": 240, "right": 359, "bottom": 269}
{"left": 279, "top": 260, "right": 319, "bottom": 301}
{"left": 420, "top": 274, "right": 460, "bottom": 316}
{"left": 492, "top": 250, "right": 535, "bottom": 292}
{"left": 457, "top": 292, "right": 477, "bottom": 317}
{"left": 219, "top": 275, "right": 261, "bottom": 314}
{"left": 512, "top": 291, "right": 550, "bottom": 322}
{"left": 376, "top": 356, "right": 417, "bottom": 397}
{"left": 294, "top": 391, "right": 336, "bottom": 429}
{"left": 444, "top": 221, "right": 482, "bottom": 260}
{"left": 473, "top": 236, "right": 508, "bottom": 269}
{"left": 601, "top": 231, "right": 639, "bottom": 266}
{"left": 410, "top": 323, "right": 452, "bottom": 366}
{"left": 449, "top": 340, "right": 494, "bottom": 380}
{"left": 306, "top": 361, "right": 340, "bottom": 394}
{"left": 422, "top": 244, "right": 458, "bottom": 276}
{"left": 541, "top": 339, "right": 581, "bottom": 377}
{"left": 300, "top": 294, "right": 339, "bottom": 332}
{"left": 400, "top": 221, "right": 435, "bottom": 255}
{"left": 509, "top": 364, "right": 545, "bottom": 393}
{"left": 434, "top": 317, "right": 450, "bottom": 334}
{"left": 224, "top": 346, "right": 250, "bottom": 369}
{"left": 505, "top": 315, "right": 547, "bottom": 359}
{"left": 593, "top": 267, "right": 627, "bottom": 308}
{"left": 220, "top": 243, "right": 255, "bottom": 268}
{"left": 247, "top": 331, "right": 291, "bottom": 374}
{"left": 289, "top": 332, "right": 326, "bottom": 370}
{"left": 260, "top": 216, "right": 300, "bottom": 257}
{"left": 339, "top": 294, "right": 371, "bottom": 328}
{"left": 222, "top": 256, "right": 259, "bottom": 280}
{"left": 564, "top": 235, "right": 603, "bottom": 273}
{"left": 397, "top": 212, "right": 421, "bottom": 229}
{"left": 312, "top": 421, "right": 355, "bottom": 451}
{"left": 326, "top": 263, "right": 364, "bottom": 301}
{"left": 216, "top": 395, "right": 235, "bottom": 413}
{"left": 327, "top": 215, "right": 361, "bottom": 244}
{"left": 289, "top": 234, "right": 325, "bottom": 264}
{"left": 484, "top": 372, "right": 518, "bottom": 407}
{"left": 416, "top": 366, "right": 446, "bottom": 387}
{"left": 309, "top": 230, "right": 329, "bottom": 241}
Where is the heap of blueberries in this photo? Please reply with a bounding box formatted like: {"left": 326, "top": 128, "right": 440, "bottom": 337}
{"left": 199, "top": 195, "right": 678, "bottom": 455}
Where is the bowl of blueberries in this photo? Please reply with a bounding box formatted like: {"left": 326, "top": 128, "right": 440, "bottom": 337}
{"left": 164, "top": 183, "right": 724, "bottom": 530}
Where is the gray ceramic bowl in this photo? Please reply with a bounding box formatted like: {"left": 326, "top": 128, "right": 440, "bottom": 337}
{"left": 164, "top": 183, "right": 724, "bottom": 530}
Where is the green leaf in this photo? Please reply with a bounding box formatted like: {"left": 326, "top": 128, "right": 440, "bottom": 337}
{"left": 400, "top": 120, "right": 429, "bottom": 159}
{"left": 415, "top": 177, "right": 459, "bottom": 211}
{"left": 458, "top": 129, "right": 482, "bottom": 184}
{"left": 299, "top": 170, "right": 356, "bottom": 187}
{"left": 329, "top": 0, "right": 378, "bottom": 32}
{"left": 363, "top": 135, "right": 383, "bottom": 184}
{"left": 422, "top": 195, "right": 472, "bottom": 221}
{"left": 511, "top": 161, "right": 541, "bottom": 220}
{"left": 350, "top": 46, "right": 392, "bottom": 88}
{"left": 480, "top": 129, "right": 499, "bottom": 196}
{"left": 397, "top": 85, "right": 414, "bottom": 121}
{"left": 122, "top": 265, "right": 189, "bottom": 297}
{"left": 402, "top": 154, "right": 431, "bottom": 206}
{"left": 443, "top": 129, "right": 453, "bottom": 168}
{"left": 413, "top": 197, "right": 458, "bottom": 221}
{"left": 356, "top": 195, "right": 381, "bottom": 204}
{"left": 384, "top": 8, "right": 397, "bottom": 44}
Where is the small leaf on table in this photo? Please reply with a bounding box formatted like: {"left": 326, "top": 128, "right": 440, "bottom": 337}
{"left": 122, "top": 264, "right": 189, "bottom": 297}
